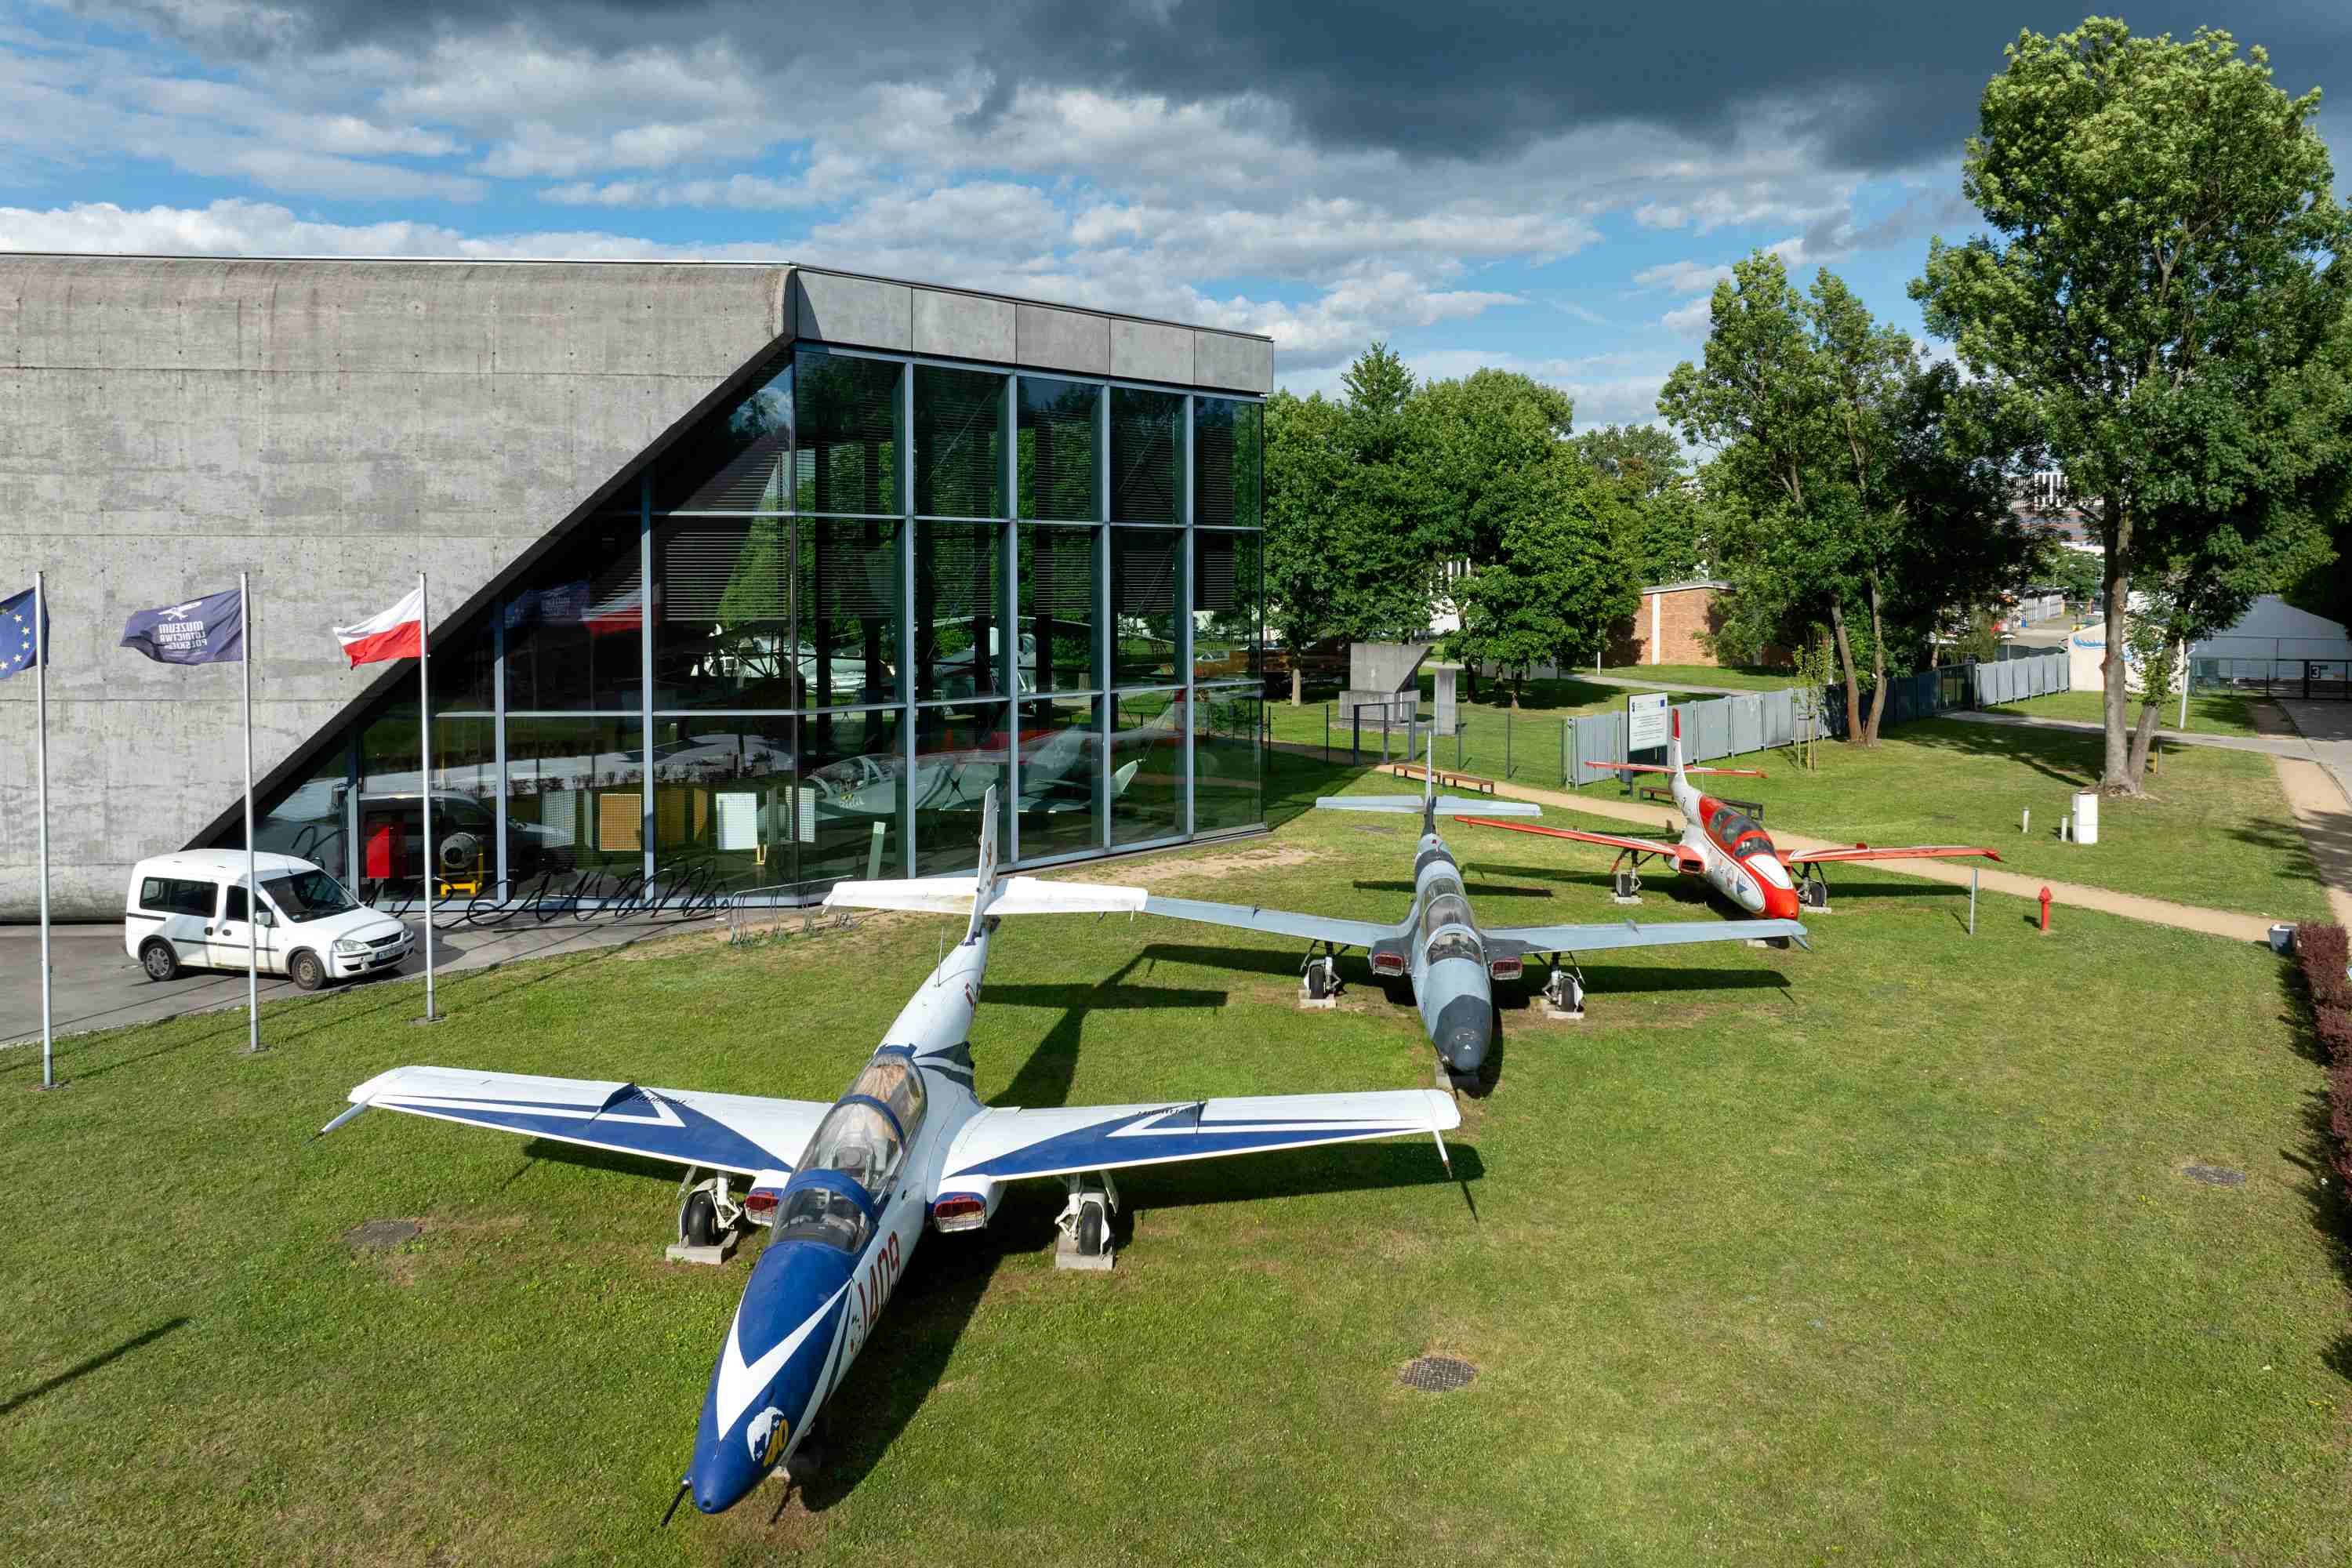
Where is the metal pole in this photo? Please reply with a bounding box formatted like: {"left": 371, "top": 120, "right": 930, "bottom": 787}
{"left": 34, "top": 570, "right": 54, "bottom": 1090}
{"left": 2177, "top": 639, "right": 2188, "bottom": 730}
{"left": 1969, "top": 866, "right": 1978, "bottom": 936}
{"left": 418, "top": 570, "right": 437, "bottom": 1023}
{"left": 241, "top": 572, "right": 261, "bottom": 1054}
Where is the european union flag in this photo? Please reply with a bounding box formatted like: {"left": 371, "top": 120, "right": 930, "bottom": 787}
{"left": 0, "top": 587, "right": 47, "bottom": 682}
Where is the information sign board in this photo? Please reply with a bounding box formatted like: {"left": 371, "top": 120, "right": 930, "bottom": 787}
{"left": 1627, "top": 691, "right": 1671, "bottom": 751}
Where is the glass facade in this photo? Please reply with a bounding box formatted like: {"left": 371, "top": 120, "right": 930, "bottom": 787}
{"left": 230, "top": 343, "right": 1266, "bottom": 902}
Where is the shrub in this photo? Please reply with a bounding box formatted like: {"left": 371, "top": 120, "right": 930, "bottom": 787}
{"left": 2317, "top": 1007, "right": 2352, "bottom": 1064}
{"left": 2296, "top": 924, "right": 2351, "bottom": 1010}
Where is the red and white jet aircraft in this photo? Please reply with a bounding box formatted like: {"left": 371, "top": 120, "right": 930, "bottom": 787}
{"left": 1463, "top": 710, "right": 1999, "bottom": 920}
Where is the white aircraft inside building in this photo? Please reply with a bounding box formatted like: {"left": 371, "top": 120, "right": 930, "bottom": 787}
{"left": 317, "top": 789, "right": 1458, "bottom": 1516}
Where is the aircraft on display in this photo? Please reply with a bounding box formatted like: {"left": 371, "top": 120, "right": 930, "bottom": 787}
{"left": 1138, "top": 735, "right": 1809, "bottom": 1078}
{"left": 317, "top": 789, "right": 1461, "bottom": 1519}
{"left": 1463, "top": 710, "right": 1999, "bottom": 917}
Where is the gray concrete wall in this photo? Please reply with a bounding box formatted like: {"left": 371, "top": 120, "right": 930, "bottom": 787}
{"left": 0, "top": 256, "right": 1274, "bottom": 919}
{"left": 0, "top": 256, "right": 792, "bottom": 919}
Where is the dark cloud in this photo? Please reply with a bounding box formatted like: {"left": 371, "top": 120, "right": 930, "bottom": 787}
{"left": 83, "top": 1, "right": 2352, "bottom": 176}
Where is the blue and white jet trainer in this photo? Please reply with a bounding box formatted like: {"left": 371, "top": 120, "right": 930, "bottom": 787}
{"left": 318, "top": 790, "right": 1459, "bottom": 1517}
{"left": 1142, "top": 735, "right": 1809, "bottom": 1076}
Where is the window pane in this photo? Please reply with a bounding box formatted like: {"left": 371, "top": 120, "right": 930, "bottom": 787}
{"left": 796, "top": 350, "right": 901, "bottom": 515}
{"left": 1110, "top": 527, "right": 1181, "bottom": 687}
{"left": 351, "top": 710, "right": 500, "bottom": 901}
{"left": 654, "top": 516, "right": 795, "bottom": 709}
{"left": 1193, "top": 397, "right": 1261, "bottom": 528}
{"left": 250, "top": 738, "right": 351, "bottom": 872}
{"left": 913, "top": 701, "right": 1011, "bottom": 877}
{"left": 648, "top": 714, "right": 796, "bottom": 896}
{"left": 914, "top": 365, "right": 1005, "bottom": 517}
{"left": 427, "top": 613, "right": 496, "bottom": 714}
{"left": 1110, "top": 387, "right": 1182, "bottom": 523}
{"left": 504, "top": 517, "right": 644, "bottom": 712}
{"left": 655, "top": 350, "right": 791, "bottom": 512}
{"left": 798, "top": 519, "right": 901, "bottom": 706}
{"left": 913, "top": 521, "right": 1003, "bottom": 700}
{"left": 1014, "top": 695, "right": 1103, "bottom": 859}
{"left": 1192, "top": 688, "right": 1262, "bottom": 833}
{"left": 1017, "top": 524, "right": 1099, "bottom": 693}
{"left": 1192, "top": 530, "right": 1262, "bottom": 681}
{"left": 504, "top": 717, "right": 643, "bottom": 895}
{"left": 1018, "top": 377, "right": 1099, "bottom": 521}
{"left": 799, "top": 708, "right": 906, "bottom": 887}
{"left": 1108, "top": 689, "right": 1184, "bottom": 845}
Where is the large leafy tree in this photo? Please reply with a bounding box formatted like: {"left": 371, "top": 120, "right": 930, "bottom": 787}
{"left": 1577, "top": 424, "right": 1708, "bottom": 583}
{"left": 1446, "top": 454, "right": 1639, "bottom": 706}
{"left": 1913, "top": 17, "right": 2352, "bottom": 793}
{"left": 1261, "top": 389, "right": 1348, "bottom": 703}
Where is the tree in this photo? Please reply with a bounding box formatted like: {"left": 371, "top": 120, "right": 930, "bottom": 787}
{"left": 1262, "top": 389, "right": 1348, "bottom": 704}
{"left": 1913, "top": 17, "right": 2352, "bottom": 793}
{"left": 1577, "top": 424, "right": 1708, "bottom": 583}
{"left": 1446, "top": 455, "right": 1639, "bottom": 706}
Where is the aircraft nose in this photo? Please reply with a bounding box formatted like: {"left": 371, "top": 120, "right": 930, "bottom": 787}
{"left": 1762, "top": 882, "right": 1801, "bottom": 922}
{"left": 688, "top": 1414, "right": 761, "bottom": 1515}
{"left": 1432, "top": 991, "right": 1491, "bottom": 1073}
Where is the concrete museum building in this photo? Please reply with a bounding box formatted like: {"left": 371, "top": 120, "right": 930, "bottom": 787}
{"left": 0, "top": 257, "right": 1273, "bottom": 920}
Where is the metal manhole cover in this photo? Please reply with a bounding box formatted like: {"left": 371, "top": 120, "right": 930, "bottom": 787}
{"left": 345, "top": 1218, "right": 422, "bottom": 1251}
{"left": 2182, "top": 1166, "right": 2246, "bottom": 1188}
{"left": 1399, "top": 1355, "right": 1476, "bottom": 1392}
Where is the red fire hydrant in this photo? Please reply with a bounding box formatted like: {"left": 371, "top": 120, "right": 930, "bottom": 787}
{"left": 2038, "top": 885, "right": 2053, "bottom": 934}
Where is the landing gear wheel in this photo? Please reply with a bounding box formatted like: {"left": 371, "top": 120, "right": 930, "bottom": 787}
{"left": 1076, "top": 1201, "right": 1105, "bottom": 1257}
{"left": 682, "top": 1190, "right": 720, "bottom": 1248}
{"left": 140, "top": 940, "right": 180, "bottom": 982}
{"left": 1304, "top": 959, "right": 1330, "bottom": 1000}
{"left": 288, "top": 949, "right": 326, "bottom": 991}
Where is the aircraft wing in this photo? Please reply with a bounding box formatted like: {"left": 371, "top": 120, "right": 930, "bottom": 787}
{"left": 936, "top": 1089, "right": 1461, "bottom": 1185}
{"left": 1143, "top": 895, "right": 1399, "bottom": 950}
{"left": 328, "top": 1065, "right": 833, "bottom": 1177}
{"left": 1784, "top": 844, "right": 2002, "bottom": 866}
{"left": 1485, "top": 916, "right": 1809, "bottom": 952}
{"left": 1457, "top": 817, "right": 1682, "bottom": 860}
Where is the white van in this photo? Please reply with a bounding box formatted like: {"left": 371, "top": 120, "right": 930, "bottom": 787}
{"left": 125, "top": 849, "right": 414, "bottom": 991}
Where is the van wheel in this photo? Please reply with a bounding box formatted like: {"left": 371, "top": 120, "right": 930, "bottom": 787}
{"left": 289, "top": 949, "right": 327, "bottom": 991}
{"left": 140, "top": 940, "right": 180, "bottom": 982}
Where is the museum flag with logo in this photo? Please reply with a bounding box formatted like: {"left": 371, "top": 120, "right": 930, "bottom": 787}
{"left": 120, "top": 580, "right": 267, "bottom": 1053}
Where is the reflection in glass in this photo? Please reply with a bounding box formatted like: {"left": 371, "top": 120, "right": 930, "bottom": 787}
{"left": 914, "top": 365, "right": 1006, "bottom": 517}
{"left": 648, "top": 714, "right": 795, "bottom": 895}
{"left": 252, "top": 739, "right": 353, "bottom": 871}
{"left": 503, "top": 517, "right": 644, "bottom": 713}
{"left": 1192, "top": 687, "right": 1262, "bottom": 833}
{"left": 1013, "top": 696, "right": 1103, "bottom": 860}
{"left": 1192, "top": 530, "right": 1263, "bottom": 682}
{"left": 503, "top": 716, "right": 644, "bottom": 894}
{"left": 1110, "top": 387, "right": 1182, "bottom": 523}
{"left": 1016, "top": 524, "right": 1098, "bottom": 693}
{"left": 798, "top": 519, "right": 901, "bottom": 706}
{"left": 1018, "top": 377, "right": 1099, "bottom": 521}
{"left": 797, "top": 707, "right": 906, "bottom": 887}
{"left": 1107, "top": 689, "right": 1185, "bottom": 845}
{"left": 428, "top": 613, "right": 497, "bottom": 713}
{"left": 796, "top": 350, "right": 901, "bottom": 515}
{"left": 654, "top": 516, "right": 794, "bottom": 709}
{"left": 1192, "top": 397, "right": 1263, "bottom": 529}
{"left": 655, "top": 350, "right": 791, "bottom": 511}
{"left": 912, "top": 701, "right": 1010, "bottom": 877}
{"left": 914, "top": 521, "right": 1003, "bottom": 700}
{"left": 350, "top": 711, "right": 504, "bottom": 900}
{"left": 1110, "top": 527, "right": 1181, "bottom": 687}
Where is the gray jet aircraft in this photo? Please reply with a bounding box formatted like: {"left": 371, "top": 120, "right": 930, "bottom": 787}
{"left": 1145, "top": 735, "right": 1809, "bottom": 1080}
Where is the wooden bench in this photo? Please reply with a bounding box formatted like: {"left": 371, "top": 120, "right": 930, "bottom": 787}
{"left": 1391, "top": 763, "right": 1498, "bottom": 796}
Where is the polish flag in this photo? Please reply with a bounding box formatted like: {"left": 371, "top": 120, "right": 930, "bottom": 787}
{"left": 334, "top": 586, "right": 425, "bottom": 666}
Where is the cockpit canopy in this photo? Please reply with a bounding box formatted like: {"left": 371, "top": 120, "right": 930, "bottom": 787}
{"left": 776, "top": 1057, "right": 931, "bottom": 1252}
{"left": 1707, "top": 804, "right": 1775, "bottom": 860}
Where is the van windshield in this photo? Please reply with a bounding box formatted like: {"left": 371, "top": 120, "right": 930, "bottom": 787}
{"left": 261, "top": 870, "right": 358, "bottom": 922}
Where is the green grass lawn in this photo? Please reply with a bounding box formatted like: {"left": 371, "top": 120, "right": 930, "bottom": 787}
{"left": 2, "top": 753, "right": 2345, "bottom": 1565}
{"left": 1266, "top": 675, "right": 1692, "bottom": 754}
{"left": 1595, "top": 662, "right": 1803, "bottom": 692}
{"left": 1984, "top": 688, "right": 2271, "bottom": 739}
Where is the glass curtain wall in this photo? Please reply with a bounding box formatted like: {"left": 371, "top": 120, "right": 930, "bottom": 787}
{"left": 233, "top": 343, "right": 1265, "bottom": 905}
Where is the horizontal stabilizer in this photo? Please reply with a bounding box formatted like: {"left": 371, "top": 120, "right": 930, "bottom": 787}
{"left": 822, "top": 874, "right": 1145, "bottom": 916}
{"left": 1314, "top": 796, "right": 1541, "bottom": 818}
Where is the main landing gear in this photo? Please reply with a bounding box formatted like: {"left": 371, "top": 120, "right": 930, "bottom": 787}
{"left": 1541, "top": 955, "right": 1585, "bottom": 1022}
{"left": 1299, "top": 942, "right": 1342, "bottom": 1008}
{"left": 1797, "top": 862, "right": 1833, "bottom": 913}
{"left": 668, "top": 1169, "right": 744, "bottom": 1265}
{"left": 1610, "top": 852, "right": 1646, "bottom": 906}
{"left": 1053, "top": 1171, "right": 1120, "bottom": 1272}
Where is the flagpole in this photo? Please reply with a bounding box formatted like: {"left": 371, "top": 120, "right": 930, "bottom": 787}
{"left": 419, "top": 569, "right": 437, "bottom": 1023}
{"left": 34, "top": 570, "right": 55, "bottom": 1091}
{"left": 241, "top": 571, "right": 262, "bottom": 1054}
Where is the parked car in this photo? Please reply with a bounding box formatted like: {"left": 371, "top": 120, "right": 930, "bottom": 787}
{"left": 124, "top": 848, "right": 412, "bottom": 990}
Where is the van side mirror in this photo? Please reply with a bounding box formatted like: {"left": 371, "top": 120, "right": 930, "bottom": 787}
{"left": 255, "top": 909, "right": 275, "bottom": 929}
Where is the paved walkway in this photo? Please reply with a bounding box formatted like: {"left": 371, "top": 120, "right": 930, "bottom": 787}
{"left": 0, "top": 913, "right": 721, "bottom": 1053}
{"left": 2245, "top": 700, "right": 2352, "bottom": 929}
{"left": 1569, "top": 672, "right": 1776, "bottom": 698}
{"left": 1944, "top": 708, "right": 2321, "bottom": 759}
{"left": 1372, "top": 756, "right": 2279, "bottom": 944}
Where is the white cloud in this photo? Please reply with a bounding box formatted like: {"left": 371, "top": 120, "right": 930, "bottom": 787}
{"left": 0, "top": 198, "right": 786, "bottom": 260}
{"left": 1633, "top": 260, "right": 1733, "bottom": 295}
{"left": 1661, "top": 296, "right": 1715, "bottom": 338}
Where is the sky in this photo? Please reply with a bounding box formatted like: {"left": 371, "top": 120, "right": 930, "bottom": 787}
{"left": 4, "top": 2, "right": 2350, "bottom": 428}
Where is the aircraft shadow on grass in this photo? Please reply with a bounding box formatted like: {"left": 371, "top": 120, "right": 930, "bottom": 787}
{"left": 0, "top": 1316, "right": 191, "bottom": 1417}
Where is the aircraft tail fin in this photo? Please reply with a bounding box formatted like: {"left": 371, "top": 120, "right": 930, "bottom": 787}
{"left": 1669, "top": 706, "right": 1685, "bottom": 780}
{"left": 818, "top": 786, "right": 1145, "bottom": 937}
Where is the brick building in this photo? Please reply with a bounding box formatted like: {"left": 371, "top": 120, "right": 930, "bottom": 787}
{"left": 1605, "top": 579, "right": 1733, "bottom": 666}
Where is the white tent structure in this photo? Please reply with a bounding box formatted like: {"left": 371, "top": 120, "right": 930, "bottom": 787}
{"left": 2190, "top": 595, "right": 2352, "bottom": 696}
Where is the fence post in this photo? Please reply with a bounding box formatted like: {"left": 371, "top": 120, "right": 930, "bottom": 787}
{"left": 1558, "top": 719, "right": 1566, "bottom": 786}
{"left": 1569, "top": 715, "right": 1581, "bottom": 789}
{"left": 1505, "top": 708, "right": 1513, "bottom": 779}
